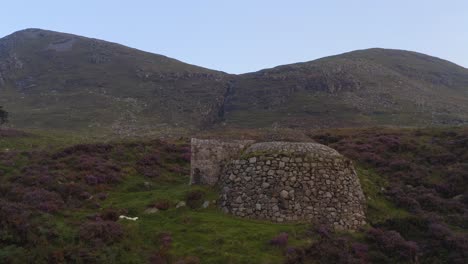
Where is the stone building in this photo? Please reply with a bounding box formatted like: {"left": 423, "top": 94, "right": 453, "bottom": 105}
{"left": 190, "top": 139, "right": 366, "bottom": 230}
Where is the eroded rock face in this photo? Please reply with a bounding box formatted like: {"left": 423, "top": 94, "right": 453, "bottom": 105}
{"left": 218, "top": 142, "right": 366, "bottom": 230}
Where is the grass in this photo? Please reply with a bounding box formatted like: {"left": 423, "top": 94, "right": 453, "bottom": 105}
{"left": 356, "top": 166, "right": 409, "bottom": 224}
{"left": 0, "top": 128, "right": 96, "bottom": 151}
{"left": 3, "top": 127, "right": 450, "bottom": 263}
{"left": 93, "top": 173, "right": 309, "bottom": 263}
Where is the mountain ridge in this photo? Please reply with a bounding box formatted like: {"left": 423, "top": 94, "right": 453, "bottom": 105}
{"left": 1, "top": 28, "right": 468, "bottom": 134}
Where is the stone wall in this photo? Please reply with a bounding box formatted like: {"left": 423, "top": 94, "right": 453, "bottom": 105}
{"left": 190, "top": 138, "right": 255, "bottom": 185}
{"left": 218, "top": 142, "right": 366, "bottom": 230}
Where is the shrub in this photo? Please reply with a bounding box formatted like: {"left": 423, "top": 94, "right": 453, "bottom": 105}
{"left": 79, "top": 220, "right": 123, "bottom": 245}
{"left": 0, "top": 106, "right": 8, "bottom": 126}
{"left": 175, "top": 256, "right": 201, "bottom": 264}
{"left": 21, "top": 187, "right": 64, "bottom": 213}
{"left": 366, "top": 228, "right": 418, "bottom": 262}
{"left": 185, "top": 190, "right": 205, "bottom": 209}
{"left": 428, "top": 222, "right": 452, "bottom": 240}
{"left": 99, "top": 208, "right": 122, "bottom": 221}
{"left": 269, "top": 232, "right": 288, "bottom": 247}
{"left": 351, "top": 242, "right": 369, "bottom": 262}
{"left": 136, "top": 152, "right": 161, "bottom": 178}
{"left": 53, "top": 144, "right": 113, "bottom": 159}
{"left": 316, "top": 225, "right": 332, "bottom": 239}
{"left": 0, "top": 200, "right": 32, "bottom": 243}
{"left": 388, "top": 159, "right": 411, "bottom": 172}
{"left": 150, "top": 199, "right": 171, "bottom": 211}
{"left": 159, "top": 232, "right": 173, "bottom": 248}
{"left": 302, "top": 236, "right": 361, "bottom": 264}
{"left": 149, "top": 232, "right": 174, "bottom": 264}
{"left": 445, "top": 234, "right": 468, "bottom": 264}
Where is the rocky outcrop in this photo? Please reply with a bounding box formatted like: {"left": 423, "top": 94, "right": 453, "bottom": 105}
{"left": 217, "top": 142, "right": 366, "bottom": 230}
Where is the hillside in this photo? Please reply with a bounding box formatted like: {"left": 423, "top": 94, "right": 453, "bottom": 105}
{"left": 0, "top": 127, "right": 466, "bottom": 263}
{"left": 224, "top": 49, "right": 468, "bottom": 128}
{"left": 0, "top": 29, "right": 229, "bottom": 135}
{"left": 1, "top": 29, "right": 468, "bottom": 135}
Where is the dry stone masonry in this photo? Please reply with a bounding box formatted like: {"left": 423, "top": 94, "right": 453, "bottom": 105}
{"left": 190, "top": 138, "right": 255, "bottom": 185}
{"left": 190, "top": 139, "right": 366, "bottom": 230}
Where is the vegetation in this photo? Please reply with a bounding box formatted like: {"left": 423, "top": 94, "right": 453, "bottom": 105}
{"left": 0, "top": 127, "right": 466, "bottom": 263}
{"left": 303, "top": 127, "right": 468, "bottom": 263}
{"left": 2, "top": 29, "right": 468, "bottom": 135}
{"left": 0, "top": 28, "right": 226, "bottom": 134}
{"left": 0, "top": 106, "right": 8, "bottom": 126}
{"left": 0, "top": 131, "right": 307, "bottom": 263}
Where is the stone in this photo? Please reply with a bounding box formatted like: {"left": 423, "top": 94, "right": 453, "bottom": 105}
{"left": 195, "top": 140, "right": 366, "bottom": 231}
{"left": 202, "top": 201, "right": 210, "bottom": 208}
{"left": 144, "top": 181, "right": 152, "bottom": 188}
{"left": 176, "top": 201, "right": 186, "bottom": 208}
{"left": 144, "top": 208, "right": 159, "bottom": 214}
{"left": 229, "top": 174, "right": 236, "bottom": 181}
{"left": 190, "top": 138, "right": 255, "bottom": 185}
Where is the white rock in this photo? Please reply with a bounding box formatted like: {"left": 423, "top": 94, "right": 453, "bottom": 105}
{"left": 119, "top": 215, "right": 138, "bottom": 221}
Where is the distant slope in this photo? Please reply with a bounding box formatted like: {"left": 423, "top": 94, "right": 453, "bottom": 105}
{"left": 223, "top": 48, "right": 468, "bottom": 128}
{"left": 1, "top": 29, "right": 468, "bottom": 134}
{"left": 0, "top": 28, "right": 229, "bottom": 135}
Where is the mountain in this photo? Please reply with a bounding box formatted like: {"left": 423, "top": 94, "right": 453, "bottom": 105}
{"left": 1, "top": 29, "right": 468, "bottom": 134}
{"left": 0, "top": 28, "right": 230, "bottom": 135}
{"left": 224, "top": 48, "right": 468, "bottom": 128}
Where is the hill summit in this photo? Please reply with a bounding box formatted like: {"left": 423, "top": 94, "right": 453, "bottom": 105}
{"left": 1, "top": 29, "right": 468, "bottom": 134}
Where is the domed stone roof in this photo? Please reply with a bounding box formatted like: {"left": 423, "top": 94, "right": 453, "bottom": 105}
{"left": 245, "top": 141, "right": 341, "bottom": 157}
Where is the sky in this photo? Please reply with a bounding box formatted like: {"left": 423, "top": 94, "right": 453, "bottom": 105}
{"left": 1, "top": 0, "right": 467, "bottom": 74}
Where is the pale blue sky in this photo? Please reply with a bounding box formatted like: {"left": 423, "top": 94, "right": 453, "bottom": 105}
{"left": 1, "top": 0, "right": 467, "bottom": 73}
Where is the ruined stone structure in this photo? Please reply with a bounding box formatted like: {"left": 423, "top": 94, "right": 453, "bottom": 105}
{"left": 190, "top": 139, "right": 366, "bottom": 230}
{"left": 190, "top": 138, "right": 255, "bottom": 185}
